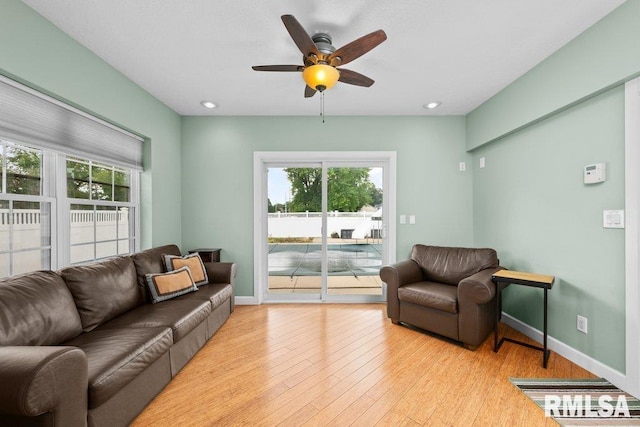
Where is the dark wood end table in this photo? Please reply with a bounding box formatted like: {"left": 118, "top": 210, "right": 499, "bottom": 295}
{"left": 189, "top": 248, "right": 221, "bottom": 263}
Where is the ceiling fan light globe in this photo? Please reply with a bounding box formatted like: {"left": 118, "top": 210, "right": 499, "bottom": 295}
{"left": 303, "top": 64, "right": 339, "bottom": 92}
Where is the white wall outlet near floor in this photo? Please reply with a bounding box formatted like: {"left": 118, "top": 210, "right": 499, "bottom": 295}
{"left": 577, "top": 315, "right": 588, "bottom": 334}
{"left": 459, "top": 161, "right": 466, "bottom": 171}
{"left": 400, "top": 215, "right": 406, "bottom": 224}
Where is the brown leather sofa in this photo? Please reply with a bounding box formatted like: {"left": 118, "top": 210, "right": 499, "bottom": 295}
{"left": 0, "top": 244, "right": 236, "bottom": 427}
{"left": 380, "top": 244, "right": 500, "bottom": 349}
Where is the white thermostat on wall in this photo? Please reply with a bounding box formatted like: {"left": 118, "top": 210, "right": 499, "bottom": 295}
{"left": 584, "top": 163, "right": 606, "bottom": 184}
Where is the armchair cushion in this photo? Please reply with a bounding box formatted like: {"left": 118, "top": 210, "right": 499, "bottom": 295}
{"left": 398, "top": 282, "right": 458, "bottom": 314}
{"left": 410, "top": 244, "right": 499, "bottom": 286}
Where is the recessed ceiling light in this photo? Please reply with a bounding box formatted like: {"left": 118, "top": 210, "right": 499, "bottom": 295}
{"left": 423, "top": 101, "right": 441, "bottom": 109}
{"left": 200, "top": 100, "right": 217, "bottom": 109}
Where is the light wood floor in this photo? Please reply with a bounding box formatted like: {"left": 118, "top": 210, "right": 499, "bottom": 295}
{"left": 131, "top": 304, "right": 594, "bottom": 426}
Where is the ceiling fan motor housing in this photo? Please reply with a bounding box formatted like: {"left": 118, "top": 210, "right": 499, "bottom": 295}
{"left": 308, "top": 33, "right": 336, "bottom": 64}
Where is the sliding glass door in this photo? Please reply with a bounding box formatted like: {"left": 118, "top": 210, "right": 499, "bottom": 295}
{"left": 326, "top": 166, "right": 384, "bottom": 297}
{"left": 256, "top": 153, "right": 395, "bottom": 303}
{"left": 267, "top": 165, "right": 323, "bottom": 295}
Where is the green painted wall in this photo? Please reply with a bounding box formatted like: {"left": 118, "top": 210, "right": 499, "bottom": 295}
{"left": 467, "top": 2, "right": 636, "bottom": 372}
{"left": 466, "top": 0, "right": 640, "bottom": 150}
{"left": 181, "top": 116, "right": 472, "bottom": 297}
{"left": 472, "top": 87, "right": 625, "bottom": 371}
{"left": 0, "top": 0, "right": 182, "bottom": 248}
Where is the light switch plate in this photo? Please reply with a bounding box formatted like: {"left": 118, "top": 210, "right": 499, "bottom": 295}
{"left": 603, "top": 210, "right": 624, "bottom": 228}
{"left": 409, "top": 215, "right": 416, "bottom": 224}
{"left": 400, "top": 215, "right": 406, "bottom": 224}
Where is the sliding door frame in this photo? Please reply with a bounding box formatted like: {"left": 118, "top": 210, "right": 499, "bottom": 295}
{"left": 253, "top": 151, "right": 396, "bottom": 304}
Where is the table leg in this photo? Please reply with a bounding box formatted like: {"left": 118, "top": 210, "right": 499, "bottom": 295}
{"left": 543, "top": 287, "right": 548, "bottom": 368}
{"left": 494, "top": 282, "right": 500, "bottom": 352}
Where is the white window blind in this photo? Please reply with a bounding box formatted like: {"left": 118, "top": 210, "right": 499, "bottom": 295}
{"left": 0, "top": 76, "right": 143, "bottom": 170}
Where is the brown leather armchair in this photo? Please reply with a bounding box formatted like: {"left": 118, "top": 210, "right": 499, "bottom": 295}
{"left": 380, "top": 244, "right": 501, "bottom": 349}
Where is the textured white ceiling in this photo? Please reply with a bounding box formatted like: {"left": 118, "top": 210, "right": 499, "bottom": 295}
{"left": 21, "top": 0, "right": 626, "bottom": 116}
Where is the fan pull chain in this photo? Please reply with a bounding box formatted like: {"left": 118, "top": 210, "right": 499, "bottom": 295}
{"left": 321, "top": 91, "right": 325, "bottom": 123}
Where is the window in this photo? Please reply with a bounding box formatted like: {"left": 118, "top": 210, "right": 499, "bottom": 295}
{"left": 0, "top": 141, "right": 139, "bottom": 278}
{"left": 67, "top": 157, "right": 136, "bottom": 264}
{"left": 0, "top": 141, "right": 53, "bottom": 277}
{"left": 0, "top": 75, "right": 142, "bottom": 279}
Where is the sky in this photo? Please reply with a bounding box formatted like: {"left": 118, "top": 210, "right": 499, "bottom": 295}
{"left": 268, "top": 167, "right": 383, "bottom": 205}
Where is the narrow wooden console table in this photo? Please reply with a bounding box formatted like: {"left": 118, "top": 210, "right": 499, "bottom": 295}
{"left": 491, "top": 269, "right": 555, "bottom": 368}
{"left": 188, "top": 248, "right": 221, "bottom": 263}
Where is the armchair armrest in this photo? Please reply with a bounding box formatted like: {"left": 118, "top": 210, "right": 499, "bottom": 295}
{"left": 458, "top": 267, "right": 501, "bottom": 304}
{"left": 380, "top": 259, "right": 423, "bottom": 321}
{"left": 0, "top": 346, "right": 87, "bottom": 426}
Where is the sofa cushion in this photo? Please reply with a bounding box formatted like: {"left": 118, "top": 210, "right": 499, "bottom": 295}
{"left": 398, "top": 281, "right": 458, "bottom": 314}
{"left": 177, "top": 283, "right": 233, "bottom": 310}
{"left": 145, "top": 267, "right": 198, "bottom": 303}
{"left": 410, "top": 245, "right": 499, "bottom": 286}
{"left": 131, "top": 244, "right": 182, "bottom": 302}
{"left": 59, "top": 256, "right": 142, "bottom": 332}
{"left": 63, "top": 326, "right": 172, "bottom": 409}
{"left": 0, "top": 270, "right": 83, "bottom": 345}
{"left": 97, "top": 299, "right": 212, "bottom": 342}
{"left": 163, "top": 253, "right": 209, "bottom": 286}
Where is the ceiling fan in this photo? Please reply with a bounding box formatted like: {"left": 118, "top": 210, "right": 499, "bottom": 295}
{"left": 252, "top": 15, "right": 387, "bottom": 98}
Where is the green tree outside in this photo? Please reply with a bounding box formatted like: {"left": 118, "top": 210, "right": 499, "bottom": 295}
{"left": 3, "top": 146, "right": 42, "bottom": 196}
{"left": 284, "top": 167, "right": 380, "bottom": 212}
{"left": 0, "top": 143, "right": 130, "bottom": 203}
{"left": 66, "top": 157, "right": 130, "bottom": 202}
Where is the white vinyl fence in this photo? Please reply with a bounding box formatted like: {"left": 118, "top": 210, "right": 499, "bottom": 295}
{"left": 268, "top": 211, "right": 382, "bottom": 239}
{"left": 1, "top": 208, "right": 130, "bottom": 277}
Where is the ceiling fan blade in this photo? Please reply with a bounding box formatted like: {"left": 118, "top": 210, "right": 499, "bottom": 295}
{"left": 304, "top": 85, "right": 317, "bottom": 98}
{"left": 281, "top": 15, "right": 319, "bottom": 58}
{"left": 252, "top": 65, "right": 303, "bottom": 72}
{"left": 329, "top": 30, "right": 387, "bottom": 66}
{"left": 338, "top": 68, "right": 375, "bottom": 87}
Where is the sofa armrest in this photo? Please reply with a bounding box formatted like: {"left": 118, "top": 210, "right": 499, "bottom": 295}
{"left": 205, "top": 262, "right": 237, "bottom": 286}
{"left": 458, "top": 267, "right": 501, "bottom": 304}
{"left": 205, "top": 262, "right": 237, "bottom": 312}
{"left": 380, "top": 259, "right": 423, "bottom": 321}
{"left": 0, "top": 346, "right": 88, "bottom": 426}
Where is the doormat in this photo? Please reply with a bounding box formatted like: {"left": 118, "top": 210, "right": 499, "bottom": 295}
{"left": 510, "top": 377, "right": 640, "bottom": 426}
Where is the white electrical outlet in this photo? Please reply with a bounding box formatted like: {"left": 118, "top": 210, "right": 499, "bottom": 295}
{"left": 400, "top": 215, "right": 406, "bottom": 224}
{"left": 577, "top": 315, "right": 588, "bottom": 334}
{"left": 479, "top": 157, "right": 486, "bottom": 168}
{"left": 459, "top": 161, "right": 466, "bottom": 172}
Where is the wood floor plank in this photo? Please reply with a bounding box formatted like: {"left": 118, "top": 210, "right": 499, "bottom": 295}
{"left": 131, "top": 304, "right": 597, "bottom": 427}
{"left": 303, "top": 327, "right": 432, "bottom": 424}
{"left": 249, "top": 326, "right": 420, "bottom": 425}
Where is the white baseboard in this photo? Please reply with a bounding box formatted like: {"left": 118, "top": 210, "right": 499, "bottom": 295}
{"left": 235, "top": 296, "right": 260, "bottom": 305}
{"left": 501, "top": 312, "right": 627, "bottom": 391}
